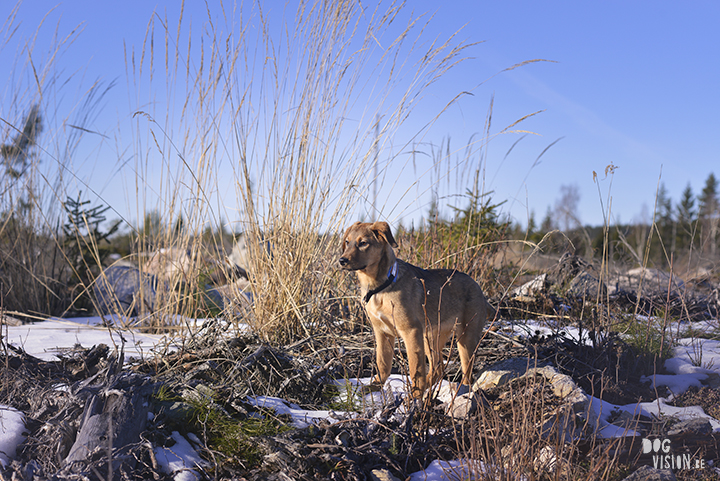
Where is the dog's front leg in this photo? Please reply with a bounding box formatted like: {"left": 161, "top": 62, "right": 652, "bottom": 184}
{"left": 404, "top": 327, "right": 428, "bottom": 398}
{"left": 373, "top": 329, "right": 395, "bottom": 386}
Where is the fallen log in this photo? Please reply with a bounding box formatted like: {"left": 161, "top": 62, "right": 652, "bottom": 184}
{"left": 63, "top": 355, "right": 156, "bottom": 473}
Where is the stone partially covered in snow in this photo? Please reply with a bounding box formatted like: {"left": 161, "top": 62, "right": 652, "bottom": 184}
{"left": 511, "top": 273, "right": 548, "bottom": 300}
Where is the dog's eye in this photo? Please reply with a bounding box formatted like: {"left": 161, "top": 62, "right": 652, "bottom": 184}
{"left": 358, "top": 240, "right": 368, "bottom": 247}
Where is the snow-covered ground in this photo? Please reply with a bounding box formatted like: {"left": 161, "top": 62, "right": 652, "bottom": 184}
{"left": 4, "top": 316, "right": 168, "bottom": 361}
{"left": 2, "top": 316, "right": 719, "bottom": 479}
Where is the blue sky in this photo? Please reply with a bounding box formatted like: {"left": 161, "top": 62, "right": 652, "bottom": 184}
{"left": 2, "top": 1, "right": 719, "bottom": 231}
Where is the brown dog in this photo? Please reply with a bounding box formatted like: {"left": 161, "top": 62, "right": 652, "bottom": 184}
{"left": 339, "top": 221, "right": 492, "bottom": 398}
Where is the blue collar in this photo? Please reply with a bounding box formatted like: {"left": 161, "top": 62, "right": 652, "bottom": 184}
{"left": 364, "top": 261, "right": 398, "bottom": 303}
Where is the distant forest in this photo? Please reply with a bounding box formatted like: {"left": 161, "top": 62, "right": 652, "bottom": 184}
{"left": 520, "top": 173, "right": 720, "bottom": 269}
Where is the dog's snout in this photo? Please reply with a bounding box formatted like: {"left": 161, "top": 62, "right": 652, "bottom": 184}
{"left": 339, "top": 257, "right": 349, "bottom": 267}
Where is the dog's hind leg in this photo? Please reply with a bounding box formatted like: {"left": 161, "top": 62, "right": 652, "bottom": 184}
{"left": 457, "top": 320, "right": 482, "bottom": 387}
{"left": 424, "top": 326, "right": 447, "bottom": 389}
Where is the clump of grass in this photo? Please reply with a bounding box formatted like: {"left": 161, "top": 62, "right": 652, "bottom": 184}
{"left": 154, "top": 385, "right": 291, "bottom": 470}
{"left": 323, "top": 379, "right": 364, "bottom": 413}
{"left": 0, "top": 10, "right": 114, "bottom": 318}
{"left": 615, "top": 313, "right": 673, "bottom": 367}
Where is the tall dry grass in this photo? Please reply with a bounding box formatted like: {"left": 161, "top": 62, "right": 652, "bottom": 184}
{"left": 2, "top": 1, "right": 546, "bottom": 340}
{"left": 123, "top": 0, "right": 486, "bottom": 343}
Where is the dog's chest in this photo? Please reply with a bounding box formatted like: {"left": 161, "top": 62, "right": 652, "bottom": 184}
{"left": 365, "top": 291, "right": 417, "bottom": 334}
{"left": 362, "top": 294, "right": 389, "bottom": 331}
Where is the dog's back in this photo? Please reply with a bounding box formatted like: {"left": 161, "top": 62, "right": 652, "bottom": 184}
{"left": 399, "top": 261, "right": 490, "bottom": 328}
{"left": 398, "top": 261, "right": 494, "bottom": 349}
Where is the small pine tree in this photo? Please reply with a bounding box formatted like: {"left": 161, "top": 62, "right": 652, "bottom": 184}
{"left": 676, "top": 183, "right": 696, "bottom": 251}
{"left": 698, "top": 173, "right": 719, "bottom": 256}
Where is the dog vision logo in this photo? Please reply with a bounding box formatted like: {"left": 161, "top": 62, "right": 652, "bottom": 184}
{"left": 641, "top": 437, "right": 708, "bottom": 470}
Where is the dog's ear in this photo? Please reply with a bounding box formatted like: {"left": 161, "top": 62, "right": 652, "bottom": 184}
{"left": 371, "top": 221, "right": 397, "bottom": 248}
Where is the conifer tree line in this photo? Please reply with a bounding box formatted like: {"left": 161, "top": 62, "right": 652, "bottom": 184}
{"left": 655, "top": 173, "right": 719, "bottom": 258}
{"left": 521, "top": 173, "right": 720, "bottom": 267}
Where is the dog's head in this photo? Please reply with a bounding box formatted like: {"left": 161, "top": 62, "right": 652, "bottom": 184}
{"left": 339, "top": 221, "right": 397, "bottom": 271}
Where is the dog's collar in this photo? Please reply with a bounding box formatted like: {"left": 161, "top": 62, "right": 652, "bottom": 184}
{"left": 363, "top": 261, "right": 398, "bottom": 303}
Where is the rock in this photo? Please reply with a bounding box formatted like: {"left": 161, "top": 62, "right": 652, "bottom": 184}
{"left": 335, "top": 430, "right": 351, "bottom": 447}
{"left": 667, "top": 418, "right": 712, "bottom": 437}
{"left": 206, "top": 278, "right": 253, "bottom": 311}
{"left": 444, "top": 392, "right": 479, "bottom": 420}
{"left": 702, "top": 372, "right": 720, "bottom": 389}
{"left": 547, "top": 253, "right": 593, "bottom": 288}
{"left": 621, "top": 465, "right": 676, "bottom": 481}
{"left": 533, "top": 445, "right": 558, "bottom": 473}
{"left": 622, "top": 267, "right": 684, "bottom": 292}
{"left": 228, "top": 232, "right": 272, "bottom": 275}
{"left": 370, "top": 468, "right": 401, "bottom": 481}
{"left": 475, "top": 359, "right": 600, "bottom": 440}
{"left": 228, "top": 233, "right": 252, "bottom": 272}
{"left": 474, "top": 360, "right": 586, "bottom": 406}
{"left": 93, "top": 265, "right": 158, "bottom": 316}
{"left": 157, "top": 401, "right": 194, "bottom": 423}
{"left": 526, "top": 365, "right": 586, "bottom": 406}
{"left": 567, "top": 272, "right": 606, "bottom": 300}
{"left": 610, "top": 410, "right": 642, "bottom": 429}
{"left": 0, "top": 314, "right": 24, "bottom": 326}
{"left": 541, "top": 405, "right": 584, "bottom": 442}
{"left": 472, "top": 357, "right": 534, "bottom": 391}
{"left": 181, "top": 384, "right": 217, "bottom": 405}
{"left": 144, "top": 247, "right": 193, "bottom": 283}
{"left": 511, "top": 274, "right": 547, "bottom": 298}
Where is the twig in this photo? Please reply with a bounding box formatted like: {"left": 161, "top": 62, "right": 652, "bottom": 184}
{"left": 484, "top": 328, "right": 525, "bottom": 348}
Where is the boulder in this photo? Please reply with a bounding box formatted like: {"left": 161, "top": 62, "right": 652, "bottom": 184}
{"left": 228, "top": 232, "right": 272, "bottom": 277}
{"left": 472, "top": 357, "right": 535, "bottom": 391}
{"left": 618, "top": 267, "right": 684, "bottom": 293}
{"left": 511, "top": 273, "right": 548, "bottom": 300}
{"left": 666, "top": 418, "right": 712, "bottom": 437}
{"left": 93, "top": 265, "right": 158, "bottom": 316}
{"left": 206, "top": 277, "right": 253, "bottom": 312}
{"left": 144, "top": 247, "right": 193, "bottom": 282}
{"left": 567, "top": 271, "right": 606, "bottom": 300}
